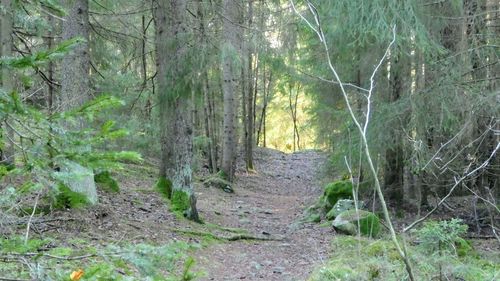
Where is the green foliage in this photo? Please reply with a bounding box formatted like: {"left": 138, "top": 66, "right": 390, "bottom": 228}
{"left": 308, "top": 235, "right": 499, "bottom": 281}
{"left": 155, "top": 176, "right": 172, "bottom": 199}
{"left": 53, "top": 183, "right": 89, "bottom": 209}
{"left": 0, "top": 38, "right": 84, "bottom": 69}
{"left": 0, "top": 236, "right": 51, "bottom": 254}
{"left": 0, "top": 236, "right": 201, "bottom": 281}
{"left": 94, "top": 171, "right": 120, "bottom": 193}
{"left": 415, "top": 219, "right": 468, "bottom": 256}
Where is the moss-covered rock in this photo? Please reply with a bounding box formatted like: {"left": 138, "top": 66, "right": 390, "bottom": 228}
{"left": 155, "top": 176, "right": 172, "bottom": 199}
{"left": 53, "top": 183, "right": 89, "bottom": 209}
{"left": 94, "top": 171, "right": 119, "bottom": 193}
{"left": 323, "top": 180, "right": 353, "bottom": 209}
{"left": 332, "top": 209, "right": 380, "bottom": 237}
{"left": 325, "top": 199, "right": 363, "bottom": 220}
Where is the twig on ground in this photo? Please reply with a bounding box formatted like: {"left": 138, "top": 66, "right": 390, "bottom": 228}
{"left": 170, "top": 228, "right": 284, "bottom": 241}
{"left": 24, "top": 192, "right": 41, "bottom": 245}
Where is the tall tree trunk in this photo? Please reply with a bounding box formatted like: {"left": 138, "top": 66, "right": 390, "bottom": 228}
{"left": 257, "top": 69, "right": 271, "bottom": 147}
{"left": 221, "top": 0, "right": 240, "bottom": 181}
{"left": 245, "top": 0, "right": 255, "bottom": 170}
{"left": 154, "top": 0, "right": 199, "bottom": 221}
{"left": 0, "top": 0, "right": 14, "bottom": 166}
{"left": 384, "top": 52, "right": 405, "bottom": 206}
{"left": 141, "top": 14, "right": 152, "bottom": 120}
{"left": 61, "top": 0, "right": 90, "bottom": 110}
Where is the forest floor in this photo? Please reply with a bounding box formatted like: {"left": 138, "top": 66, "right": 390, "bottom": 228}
{"left": 3, "top": 147, "right": 499, "bottom": 280}
{"left": 27, "top": 147, "right": 332, "bottom": 280}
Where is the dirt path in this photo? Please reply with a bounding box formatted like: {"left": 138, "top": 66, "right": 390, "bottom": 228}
{"left": 195, "top": 148, "right": 333, "bottom": 281}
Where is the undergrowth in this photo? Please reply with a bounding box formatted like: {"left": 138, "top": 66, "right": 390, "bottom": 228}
{"left": 0, "top": 236, "right": 202, "bottom": 281}
{"left": 308, "top": 219, "right": 499, "bottom": 281}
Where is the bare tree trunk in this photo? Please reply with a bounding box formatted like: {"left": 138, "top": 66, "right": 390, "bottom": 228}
{"left": 141, "top": 14, "right": 152, "bottom": 120}
{"left": 221, "top": 0, "right": 240, "bottom": 181}
{"left": 61, "top": 0, "right": 90, "bottom": 110}
{"left": 0, "top": 0, "right": 14, "bottom": 166}
{"left": 384, "top": 52, "right": 406, "bottom": 206}
{"left": 245, "top": 0, "right": 255, "bottom": 170}
{"left": 154, "top": 0, "right": 199, "bottom": 221}
{"left": 203, "top": 74, "right": 217, "bottom": 172}
{"left": 258, "top": 71, "right": 271, "bottom": 148}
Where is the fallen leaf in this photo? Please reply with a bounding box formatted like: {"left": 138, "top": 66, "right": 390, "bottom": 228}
{"left": 70, "top": 269, "right": 84, "bottom": 281}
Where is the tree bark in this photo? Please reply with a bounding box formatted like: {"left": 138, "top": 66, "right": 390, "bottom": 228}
{"left": 0, "top": 0, "right": 14, "bottom": 166}
{"left": 221, "top": 0, "right": 240, "bottom": 181}
{"left": 61, "top": 0, "right": 90, "bottom": 110}
{"left": 245, "top": 0, "right": 255, "bottom": 170}
{"left": 384, "top": 52, "right": 405, "bottom": 205}
{"left": 154, "top": 0, "right": 199, "bottom": 221}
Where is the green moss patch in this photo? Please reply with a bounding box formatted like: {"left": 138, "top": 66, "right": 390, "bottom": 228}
{"left": 155, "top": 176, "right": 172, "bottom": 199}
{"left": 323, "top": 180, "right": 353, "bottom": 209}
{"left": 94, "top": 171, "right": 120, "bottom": 192}
{"left": 171, "top": 189, "right": 190, "bottom": 213}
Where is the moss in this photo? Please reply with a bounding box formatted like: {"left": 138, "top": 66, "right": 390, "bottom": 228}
{"left": 94, "top": 171, "right": 120, "bottom": 192}
{"left": 358, "top": 213, "right": 380, "bottom": 237}
{"left": 155, "top": 176, "right": 172, "bottom": 199}
{"left": 332, "top": 210, "right": 380, "bottom": 237}
{"left": 304, "top": 213, "right": 321, "bottom": 223}
{"left": 217, "top": 170, "right": 229, "bottom": 181}
{"left": 171, "top": 189, "right": 190, "bottom": 214}
{"left": 364, "top": 240, "right": 398, "bottom": 258}
{"left": 323, "top": 180, "right": 353, "bottom": 209}
{"left": 48, "top": 247, "right": 73, "bottom": 256}
{"left": 53, "top": 183, "right": 89, "bottom": 209}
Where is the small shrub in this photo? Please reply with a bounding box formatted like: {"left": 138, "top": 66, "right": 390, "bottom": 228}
{"left": 415, "top": 219, "right": 468, "bottom": 256}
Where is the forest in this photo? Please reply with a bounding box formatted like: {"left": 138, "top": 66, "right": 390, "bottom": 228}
{"left": 0, "top": 0, "right": 498, "bottom": 280}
